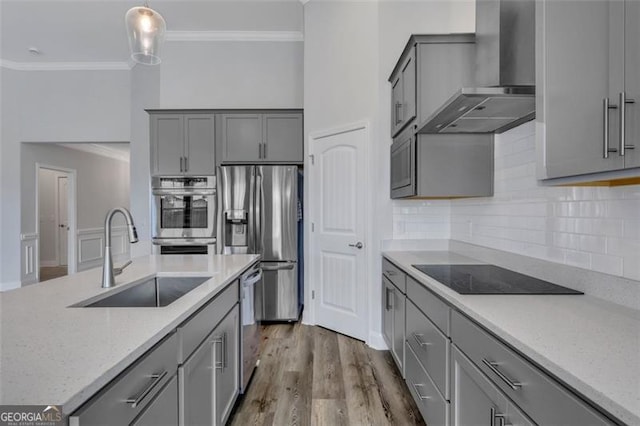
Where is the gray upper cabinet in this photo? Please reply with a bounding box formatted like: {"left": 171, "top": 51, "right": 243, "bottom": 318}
{"left": 389, "top": 34, "right": 475, "bottom": 138}
{"left": 220, "top": 112, "right": 303, "bottom": 164}
{"left": 391, "top": 127, "right": 494, "bottom": 199}
{"left": 221, "top": 114, "right": 262, "bottom": 163}
{"left": 390, "top": 49, "right": 417, "bottom": 136}
{"left": 389, "top": 34, "right": 493, "bottom": 199}
{"left": 150, "top": 112, "right": 215, "bottom": 176}
{"left": 537, "top": 0, "right": 640, "bottom": 182}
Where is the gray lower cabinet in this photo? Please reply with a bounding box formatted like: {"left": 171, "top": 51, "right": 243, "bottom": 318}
{"left": 405, "top": 342, "right": 449, "bottom": 426}
{"left": 220, "top": 112, "right": 303, "bottom": 164}
{"left": 180, "top": 304, "right": 239, "bottom": 426}
{"left": 69, "top": 333, "right": 179, "bottom": 425}
{"left": 150, "top": 113, "right": 216, "bottom": 176}
{"left": 131, "top": 375, "right": 179, "bottom": 426}
{"left": 451, "top": 345, "right": 533, "bottom": 426}
{"left": 382, "top": 259, "right": 406, "bottom": 376}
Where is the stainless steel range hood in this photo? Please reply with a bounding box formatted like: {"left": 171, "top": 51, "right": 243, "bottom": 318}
{"left": 418, "top": 0, "right": 535, "bottom": 134}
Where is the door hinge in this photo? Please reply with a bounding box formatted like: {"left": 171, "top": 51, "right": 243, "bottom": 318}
{"left": 309, "top": 154, "right": 315, "bottom": 165}
{"left": 311, "top": 290, "right": 315, "bottom": 300}
{"left": 311, "top": 222, "right": 315, "bottom": 232}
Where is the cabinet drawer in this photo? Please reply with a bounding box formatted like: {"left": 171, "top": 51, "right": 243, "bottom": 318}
{"left": 451, "top": 311, "right": 612, "bottom": 425}
{"left": 405, "top": 342, "right": 449, "bottom": 426}
{"left": 177, "top": 280, "right": 239, "bottom": 363}
{"left": 382, "top": 258, "right": 406, "bottom": 293}
{"left": 70, "top": 333, "right": 178, "bottom": 425}
{"left": 406, "top": 275, "right": 449, "bottom": 336}
{"left": 406, "top": 300, "right": 449, "bottom": 400}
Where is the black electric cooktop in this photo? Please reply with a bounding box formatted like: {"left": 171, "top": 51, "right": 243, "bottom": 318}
{"left": 412, "top": 264, "right": 583, "bottom": 295}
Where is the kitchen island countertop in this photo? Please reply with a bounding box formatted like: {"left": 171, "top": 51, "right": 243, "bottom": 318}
{"left": 0, "top": 254, "right": 259, "bottom": 415}
{"left": 383, "top": 250, "right": 640, "bottom": 425}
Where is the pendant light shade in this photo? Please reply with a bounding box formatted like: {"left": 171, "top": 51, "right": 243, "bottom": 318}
{"left": 125, "top": 5, "right": 166, "bottom": 65}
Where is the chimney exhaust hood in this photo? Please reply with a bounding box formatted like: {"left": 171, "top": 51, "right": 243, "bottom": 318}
{"left": 418, "top": 0, "right": 535, "bottom": 134}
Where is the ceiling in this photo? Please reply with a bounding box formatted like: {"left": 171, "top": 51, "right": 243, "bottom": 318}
{"left": 59, "top": 142, "right": 131, "bottom": 162}
{"left": 0, "top": 0, "right": 304, "bottom": 64}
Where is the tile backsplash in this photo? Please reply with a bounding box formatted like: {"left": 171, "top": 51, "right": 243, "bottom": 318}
{"left": 392, "top": 121, "right": 640, "bottom": 281}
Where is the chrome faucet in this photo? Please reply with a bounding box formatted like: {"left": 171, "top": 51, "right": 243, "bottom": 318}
{"left": 102, "top": 207, "right": 139, "bottom": 288}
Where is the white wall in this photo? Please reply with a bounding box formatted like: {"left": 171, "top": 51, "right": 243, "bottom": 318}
{"left": 160, "top": 41, "right": 304, "bottom": 108}
{"left": 303, "top": 0, "right": 475, "bottom": 347}
{"left": 0, "top": 68, "right": 131, "bottom": 289}
{"left": 450, "top": 122, "right": 640, "bottom": 282}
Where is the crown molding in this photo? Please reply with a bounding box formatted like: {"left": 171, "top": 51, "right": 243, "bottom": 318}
{"left": 59, "top": 143, "right": 130, "bottom": 163}
{"left": 0, "top": 59, "right": 131, "bottom": 71}
{"left": 166, "top": 30, "right": 303, "bottom": 42}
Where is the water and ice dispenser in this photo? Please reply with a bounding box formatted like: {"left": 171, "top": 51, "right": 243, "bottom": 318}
{"left": 223, "top": 209, "right": 248, "bottom": 251}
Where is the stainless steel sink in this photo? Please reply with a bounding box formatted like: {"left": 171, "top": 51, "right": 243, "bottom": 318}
{"left": 74, "top": 276, "right": 211, "bottom": 308}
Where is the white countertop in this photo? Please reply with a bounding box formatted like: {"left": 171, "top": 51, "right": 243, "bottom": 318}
{"left": 0, "top": 254, "right": 259, "bottom": 415}
{"left": 383, "top": 251, "right": 640, "bottom": 426}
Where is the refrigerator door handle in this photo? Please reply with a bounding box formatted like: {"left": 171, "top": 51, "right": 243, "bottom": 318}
{"left": 260, "top": 262, "right": 295, "bottom": 271}
{"left": 255, "top": 169, "right": 263, "bottom": 255}
{"left": 247, "top": 167, "right": 256, "bottom": 254}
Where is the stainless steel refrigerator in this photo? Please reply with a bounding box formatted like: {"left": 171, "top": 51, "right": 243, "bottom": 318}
{"left": 218, "top": 165, "right": 300, "bottom": 321}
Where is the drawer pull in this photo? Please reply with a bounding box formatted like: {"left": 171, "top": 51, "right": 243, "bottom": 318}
{"left": 490, "top": 407, "right": 508, "bottom": 426}
{"left": 212, "top": 333, "right": 227, "bottom": 370}
{"left": 410, "top": 382, "right": 430, "bottom": 401}
{"left": 385, "top": 270, "right": 397, "bottom": 276}
{"left": 412, "top": 333, "right": 429, "bottom": 349}
{"left": 124, "top": 370, "right": 168, "bottom": 408}
{"left": 482, "top": 358, "right": 522, "bottom": 390}
{"left": 385, "top": 287, "right": 394, "bottom": 311}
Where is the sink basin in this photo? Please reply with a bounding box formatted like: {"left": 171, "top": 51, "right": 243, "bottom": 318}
{"left": 75, "top": 276, "right": 211, "bottom": 308}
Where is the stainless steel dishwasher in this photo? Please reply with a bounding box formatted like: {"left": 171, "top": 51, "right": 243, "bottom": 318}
{"left": 240, "top": 264, "right": 262, "bottom": 393}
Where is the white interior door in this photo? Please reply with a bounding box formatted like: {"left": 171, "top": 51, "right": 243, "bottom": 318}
{"left": 57, "top": 176, "right": 68, "bottom": 266}
{"left": 310, "top": 124, "right": 368, "bottom": 341}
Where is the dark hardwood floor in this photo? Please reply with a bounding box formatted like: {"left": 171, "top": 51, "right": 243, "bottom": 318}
{"left": 229, "top": 323, "right": 425, "bottom": 426}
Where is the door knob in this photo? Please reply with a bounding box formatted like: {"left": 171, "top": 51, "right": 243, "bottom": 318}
{"left": 348, "top": 242, "right": 363, "bottom": 249}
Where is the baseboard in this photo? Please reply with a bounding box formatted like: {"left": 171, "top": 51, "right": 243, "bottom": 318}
{"left": 0, "top": 281, "right": 22, "bottom": 292}
{"left": 367, "top": 331, "right": 388, "bottom": 350}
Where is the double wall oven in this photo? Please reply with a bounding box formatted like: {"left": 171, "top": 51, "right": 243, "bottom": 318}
{"left": 152, "top": 176, "right": 216, "bottom": 254}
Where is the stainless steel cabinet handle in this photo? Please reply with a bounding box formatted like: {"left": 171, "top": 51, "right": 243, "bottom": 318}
{"left": 212, "top": 333, "right": 226, "bottom": 370}
{"left": 348, "top": 242, "right": 363, "bottom": 249}
{"left": 259, "top": 143, "right": 263, "bottom": 159}
{"left": 184, "top": 156, "right": 188, "bottom": 172}
{"left": 179, "top": 157, "right": 183, "bottom": 172}
{"left": 410, "top": 382, "right": 430, "bottom": 401}
{"left": 412, "top": 333, "right": 429, "bottom": 349}
{"left": 482, "top": 358, "right": 522, "bottom": 390}
{"left": 603, "top": 98, "right": 619, "bottom": 158}
{"left": 124, "top": 370, "right": 168, "bottom": 408}
{"left": 385, "top": 270, "right": 397, "bottom": 276}
{"left": 385, "top": 287, "right": 393, "bottom": 311}
{"left": 619, "top": 92, "right": 636, "bottom": 156}
{"left": 490, "top": 407, "right": 507, "bottom": 426}
{"left": 395, "top": 102, "right": 403, "bottom": 125}
{"left": 263, "top": 143, "right": 267, "bottom": 159}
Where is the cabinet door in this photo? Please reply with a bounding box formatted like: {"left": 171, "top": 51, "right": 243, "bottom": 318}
{"left": 401, "top": 49, "right": 416, "bottom": 127}
{"left": 151, "top": 114, "right": 184, "bottom": 176}
{"left": 382, "top": 277, "right": 394, "bottom": 351}
{"left": 221, "top": 114, "right": 261, "bottom": 163}
{"left": 131, "top": 375, "right": 179, "bottom": 426}
{"left": 390, "top": 128, "right": 415, "bottom": 199}
{"left": 182, "top": 338, "right": 215, "bottom": 425}
{"left": 538, "top": 0, "right": 624, "bottom": 178}
{"left": 392, "top": 285, "right": 405, "bottom": 375}
{"left": 451, "top": 346, "right": 534, "bottom": 426}
{"left": 625, "top": 0, "right": 640, "bottom": 169}
{"left": 263, "top": 114, "right": 303, "bottom": 163}
{"left": 213, "top": 305, "right": 239, "bottom": 426}
{"left": 184, "top": 114, "right": 215, "bottom": 175}
{"left": 391, "top": 74, "right": 403, "bottom": 136}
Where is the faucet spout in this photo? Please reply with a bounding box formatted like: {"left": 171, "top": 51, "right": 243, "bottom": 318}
{"left": 102, "top": 207, "right": 138, "bottom": 288}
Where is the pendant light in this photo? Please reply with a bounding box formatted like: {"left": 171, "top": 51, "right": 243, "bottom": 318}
{"left": 125, "top": 2, "right": 166, "bottom": 65}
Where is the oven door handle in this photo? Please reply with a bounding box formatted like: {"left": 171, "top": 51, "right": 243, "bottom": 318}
{"left": 152, "top": 189, "right": 216, "bottom": 196}
{"left": 152, "top": 238, "right": 217, "bottom": 246}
